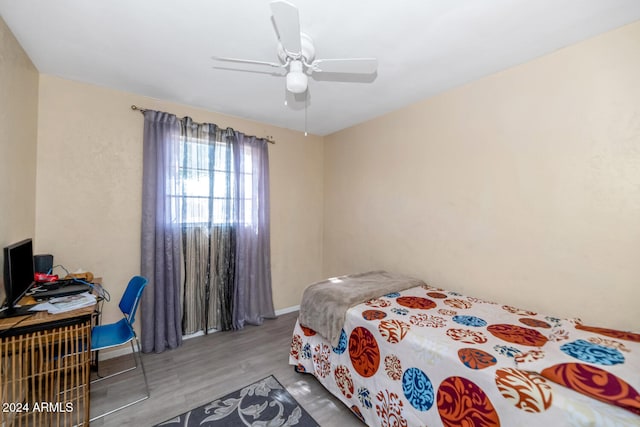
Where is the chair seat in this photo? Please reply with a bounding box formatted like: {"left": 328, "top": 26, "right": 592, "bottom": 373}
{"left": 92, "top": 318, "right": 134, "bottom": 351}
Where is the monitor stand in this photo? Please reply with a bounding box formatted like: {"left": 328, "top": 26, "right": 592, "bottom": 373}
{"left": 0, "top": 304, "right": 37, "bottom": 319}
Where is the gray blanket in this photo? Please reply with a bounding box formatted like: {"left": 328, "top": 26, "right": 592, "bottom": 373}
{"left": 298, "top": 270, "right": 426, "bottom": 346}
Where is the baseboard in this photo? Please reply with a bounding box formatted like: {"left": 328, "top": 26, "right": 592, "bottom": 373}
{"left": 98, "top": 305, "right": 300, "bottom": 361}
{"left": 275, "top": 305, "right": 300, "bottom": 315}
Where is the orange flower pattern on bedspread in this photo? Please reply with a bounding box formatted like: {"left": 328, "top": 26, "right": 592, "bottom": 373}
{"left": 437, "top": 376, "right": 500, "bottom": 427}
{"left": 289, "top": 285, "right": 640, "bottom": 427}
{"left": 486, "top": 324, "right": 549, "bottom": 347}
{"left": 349, "top": 327, "right": 380, "bottom": 378}
{"left": 457, "top": 348, "right": 497, "bottom": 370}
{"left": 541, "top": 363, "right": 640, "bottom": 415}
{"left": 494, "top": 368, "right": 553, "bottom": 413}
{"left": 574, "top": 324, "right": 640, "bottom": 343}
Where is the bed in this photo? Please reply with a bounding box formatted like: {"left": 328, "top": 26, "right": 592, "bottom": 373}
{"left": 289, "top": 271, "right": 640, "bottom": 426}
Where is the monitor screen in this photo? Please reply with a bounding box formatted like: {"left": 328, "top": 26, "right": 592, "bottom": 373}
{"left": 2, "top": 238, "right": 35, "bottom": 312}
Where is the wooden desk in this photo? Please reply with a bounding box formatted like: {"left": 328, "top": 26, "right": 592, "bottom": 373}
{"left": 0, "top": 292, "right": 97, "bottom": 426}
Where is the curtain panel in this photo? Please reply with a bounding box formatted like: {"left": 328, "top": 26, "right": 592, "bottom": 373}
{"left": 140, "top": 110, "right": 183, "bottom": 353}
{"left": 179, "top": 120, "right": 238, "bottom": 333}
{"left": 232, "top": 131, "right": 274, "bottom": 329}
{"left": 140, "top": 111, "right": 274, "bottom": 353}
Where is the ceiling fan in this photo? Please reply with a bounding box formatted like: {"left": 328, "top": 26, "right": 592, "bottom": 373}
{"left": 211, "top": 0, "right": 378, "bottom": 95}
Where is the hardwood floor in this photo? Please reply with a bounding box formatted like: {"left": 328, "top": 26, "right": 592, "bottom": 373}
{"left": 89, "top": 311, "right": 364, "bottom": 426}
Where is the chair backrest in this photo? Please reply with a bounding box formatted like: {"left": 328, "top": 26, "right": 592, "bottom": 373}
{"left": 119, "top": 275, "right": 148, "bottom": 326}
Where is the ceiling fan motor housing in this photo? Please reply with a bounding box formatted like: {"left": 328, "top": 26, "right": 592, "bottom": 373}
{"left": 278, "top": 32, "right": 315, "bottom": 67}
{"left": 280, "top": 33, "right": 314, "bottom": 93}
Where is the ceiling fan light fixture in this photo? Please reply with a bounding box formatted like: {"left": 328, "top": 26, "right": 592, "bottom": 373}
{"left": 286, "top": 71, "right": 307, "bottom": 93}
{"left": 286, "top": 60, "right": 307, "bottom": 93}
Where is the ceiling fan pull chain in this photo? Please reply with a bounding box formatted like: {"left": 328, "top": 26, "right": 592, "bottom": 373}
{"left": 304, "top": 90, "right": 308, "bottom": 136}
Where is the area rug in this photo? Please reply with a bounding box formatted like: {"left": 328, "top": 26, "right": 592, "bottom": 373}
{"left": 154, "top": 375, "right": 319, "bottom": 427}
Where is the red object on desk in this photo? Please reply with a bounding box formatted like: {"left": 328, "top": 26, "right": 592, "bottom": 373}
{"left": 34, "top": 272, "right": 58, "bottom": 282}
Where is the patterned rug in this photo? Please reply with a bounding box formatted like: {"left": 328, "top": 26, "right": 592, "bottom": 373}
{"left": 154, "top": 375, "right": 319, "bottom": 427}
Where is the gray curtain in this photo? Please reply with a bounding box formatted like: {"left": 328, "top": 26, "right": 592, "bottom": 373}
{"left": 179, "top": 120, "right": 238, "bottom": 333}
{"left": 179, "top": 123, "right": 275, "bottom": 332}
{"left": 232, "top": 131, "right": 274, "bottom": 329}
{"left": 181, "top": 226, "right": 218, "bottom": 334}
{"left": 140, "top": 110, "right": 183, "bottom": 353}
{"left": 141, "top": 110, "right": 274, "bottom": 350}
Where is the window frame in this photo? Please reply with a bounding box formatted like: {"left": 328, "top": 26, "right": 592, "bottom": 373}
{"left": 171, "top": 135, "right": 254, "bottom": 227}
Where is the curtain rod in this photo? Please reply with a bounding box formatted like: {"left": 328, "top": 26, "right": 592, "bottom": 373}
{"left": 130, "top": 105, "right": 275, "bottom": 144}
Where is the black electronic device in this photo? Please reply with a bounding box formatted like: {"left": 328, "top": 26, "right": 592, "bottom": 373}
{"left": 1, "top": 238, "right": 37, "bottom": 318}
{"left": 34, "top": 254, "right": 53, "bottom": 274}
{"left": 33, "top": 283, "right": 92, "bottom": 301}
{"left": 31, "top": 279, "right": 75, "bottom": 291}
{"left": 37, "top": 279, "right": 75, "bottom": 289}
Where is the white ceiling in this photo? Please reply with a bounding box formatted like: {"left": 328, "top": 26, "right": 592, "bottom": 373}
{"left": 2, "top": 1, "right": 640, "bottom": 136}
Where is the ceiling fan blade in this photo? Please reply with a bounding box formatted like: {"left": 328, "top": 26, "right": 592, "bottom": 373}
{"left": 270, "top": 0, "right": 302, "bottom": 56}
{"left": 211, "top": 56, "right": 284, "bottom": 68}
{"left": 311, "top": 58, "right": 378, "bottom": 74}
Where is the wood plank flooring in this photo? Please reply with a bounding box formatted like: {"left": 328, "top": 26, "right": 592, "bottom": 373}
{"left": 89, "top": 311, "right": 364, "bottom": 426}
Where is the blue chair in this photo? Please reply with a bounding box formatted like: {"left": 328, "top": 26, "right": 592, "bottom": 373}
{"left": 90, "top": 275, "right": 150, "bottom": 421}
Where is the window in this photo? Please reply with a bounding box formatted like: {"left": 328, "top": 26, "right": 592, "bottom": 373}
{"left": 174, "top": 136, "right": 254, "bottom": 226}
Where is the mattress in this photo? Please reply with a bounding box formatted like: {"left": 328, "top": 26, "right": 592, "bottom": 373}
{"left": 289, "top": 283, "right": 640, "bottom": 426}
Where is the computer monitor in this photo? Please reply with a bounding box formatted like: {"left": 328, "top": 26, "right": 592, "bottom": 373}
{"left": 1, "top": 238, "right": 36, "bottom": 317}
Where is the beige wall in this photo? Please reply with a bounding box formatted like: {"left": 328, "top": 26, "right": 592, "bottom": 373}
{"left": 324, "top": 21, "right": 640, "bottom": 332}
{"left": 0, "top": 16, "right": 39, "bottom": 299}
{"left": 36, "top": 75, "right": 323, "bottom": 326}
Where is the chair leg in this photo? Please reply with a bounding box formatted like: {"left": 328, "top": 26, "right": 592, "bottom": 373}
{"left": 93, "top": 348, "right": 99, "bottom": 375}
{"left": 89, "top": 339, "right": 150, "bottom": 421}
{"left": 91, "top": 343, "right": 138, "bottom": 384}
{"left": 134, "top": 336, "right": 150, "bottom": 400}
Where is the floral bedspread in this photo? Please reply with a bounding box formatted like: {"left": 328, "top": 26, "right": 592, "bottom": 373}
{"left": 289, "top": 284, "right": 640, "bottom": 427}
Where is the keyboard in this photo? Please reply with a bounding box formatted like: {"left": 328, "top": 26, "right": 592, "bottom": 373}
{"left": 32, "top": 283, "right": 93, "bottom": 300}
{"left": 38, "top": 279, "right": 75, "bottom": 290}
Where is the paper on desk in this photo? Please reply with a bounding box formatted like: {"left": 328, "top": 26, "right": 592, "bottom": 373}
{"left": 30, "top": 292, "right": 96, "bottom": 314}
